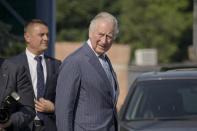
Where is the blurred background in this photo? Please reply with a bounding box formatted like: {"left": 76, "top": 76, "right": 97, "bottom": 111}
{"left": 0, "top": 0, "right": 195, "bottom": 109}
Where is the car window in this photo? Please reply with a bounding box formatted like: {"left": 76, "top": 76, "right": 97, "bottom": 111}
{"left": 125, "top": 79, "right": 197, "bottom": 120}
{"left": 179, "top": 88, "right": 197, "bottom": 113}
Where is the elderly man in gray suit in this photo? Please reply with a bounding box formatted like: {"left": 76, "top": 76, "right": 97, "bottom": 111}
{"left": 55, "top": 12, "right": 119, "bottom": 131}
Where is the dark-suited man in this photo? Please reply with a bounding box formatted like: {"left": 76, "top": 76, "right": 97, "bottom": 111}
{"left": 55, "top": 12, "right": 119, "bottom": 131}
{"left": 9, "top": 19, "right": 61, "bottom": 131}
{"left": 0, "top": 58, "right": 35, "bottom": 131}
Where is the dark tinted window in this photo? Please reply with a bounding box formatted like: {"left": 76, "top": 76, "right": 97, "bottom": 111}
{"left": 125, "top": 79, "right": 197, "bottom": 120}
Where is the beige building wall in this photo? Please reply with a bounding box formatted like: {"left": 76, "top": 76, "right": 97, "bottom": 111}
{"left": 55, "top": 42, "right": 130, "bottom": 110}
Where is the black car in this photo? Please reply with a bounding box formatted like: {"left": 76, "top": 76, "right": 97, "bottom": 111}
{"left": 119, "top": 66, "right": 197, "bottom": 131}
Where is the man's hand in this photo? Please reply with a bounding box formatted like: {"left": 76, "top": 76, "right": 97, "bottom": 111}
{"left": 34, "top": 98, "right": 55, "bottom": 113}
{"left": 0, "top": 120, "right": 11, "bottom": 130}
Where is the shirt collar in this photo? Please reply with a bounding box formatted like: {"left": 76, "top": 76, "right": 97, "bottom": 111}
{"left": 26, "top": 48, "right": 44, "bottom": 60}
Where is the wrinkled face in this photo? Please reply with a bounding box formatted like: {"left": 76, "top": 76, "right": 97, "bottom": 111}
{"left": 25, "top": 23, "right": 49, "bottom": 55}
{"left": 89, "top": 19, "right": 114, "bottom": 55}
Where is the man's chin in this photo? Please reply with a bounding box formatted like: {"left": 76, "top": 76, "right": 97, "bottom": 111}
{"left": 96, "top": 47, "right": 108, "bottom": 54}
{"left": 42, "top": 45, "right": 48, "bottom": 49}
{"left": 41, "top": 47, "right": 48, "bottom": 52}
{"left": 96, "top": 50, "right": 105, "bottom": 55}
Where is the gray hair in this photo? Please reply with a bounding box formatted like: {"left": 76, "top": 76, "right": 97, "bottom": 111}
{"left": 89, "top": 12, "right": 119, "bottom": 40}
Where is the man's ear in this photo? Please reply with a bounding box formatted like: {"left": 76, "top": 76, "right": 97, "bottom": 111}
{"left": 24, "top": 33, "right": 30, "bottom": 43}
{"left": 89, "top": 28, "right": 92, "bottom": 39}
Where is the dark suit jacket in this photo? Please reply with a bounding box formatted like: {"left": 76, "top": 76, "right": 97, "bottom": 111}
{"left": 0, "top": 58, "right": 35, "bottom": 131}
{"left": 9, "top": 52, "right": 61, "bottom": 131}
{"left": 56, "top": 43, "right": 119, "bottom": 131}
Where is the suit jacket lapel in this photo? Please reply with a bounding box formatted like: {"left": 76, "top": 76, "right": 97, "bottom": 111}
{"left": 22, "top": 52, "right": 36, "bottom": 98}
{"left": 105, "top": 55, "right": 120, "bottom": 105}
{"left": 88, "top": 56, "right": 112, "bottom": 89}
{"left": 84, "top": 44, "right": 114, "bottom": 100}
{"left": 0, "top": 59, "right": 8, "bottom": 104}
{"left": 44, "top": 55, "right": 51, "bottom": 96}
{"left": 22, "top": 52, "right": 31, "bottom": 79}
{"left": 105, "top": 55, "right": 119, "bottom": 90}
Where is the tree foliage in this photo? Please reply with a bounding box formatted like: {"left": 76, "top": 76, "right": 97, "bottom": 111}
{"left": 0, "top": 21, "right": 25, "bottom": 57}
{"left": 0, "top": 0, "right": 193, "bottom": 63}
{"left": 56, "top": 0, "right": 120, "bottom": 41}
{"left": 119, "top": 0, "right": 192, "bottom": 63}
{"left": 56, "top": 0, "right": 193, "bottom": 64}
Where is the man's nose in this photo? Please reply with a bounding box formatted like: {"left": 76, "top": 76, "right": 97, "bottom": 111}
{"left": 100, "top": 35, "right": 107, "bottom": 43}
{"left": 43, "top": 35, "right": 49, "bottom": 41}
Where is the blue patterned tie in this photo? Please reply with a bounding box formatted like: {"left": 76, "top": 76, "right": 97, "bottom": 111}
{"left": 99, "top": 54, "right": 115, "bottom": 97}
{"left": 35, "top": 56, "right": 44, "bottom": 120}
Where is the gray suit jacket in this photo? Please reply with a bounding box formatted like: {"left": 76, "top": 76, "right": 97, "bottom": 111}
{"left": 0, "top": 58, "right": 35, "bottom": 131}
{"left": 56, "top": 43, "right": 119, "bottom": 131}
{"left": 9, "top": 52, "right": 61, "bottom": 131}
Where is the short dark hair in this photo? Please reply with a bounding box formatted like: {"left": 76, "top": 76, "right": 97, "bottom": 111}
{"left": 24, "top": 19, "right": 48, "bottom": 33}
